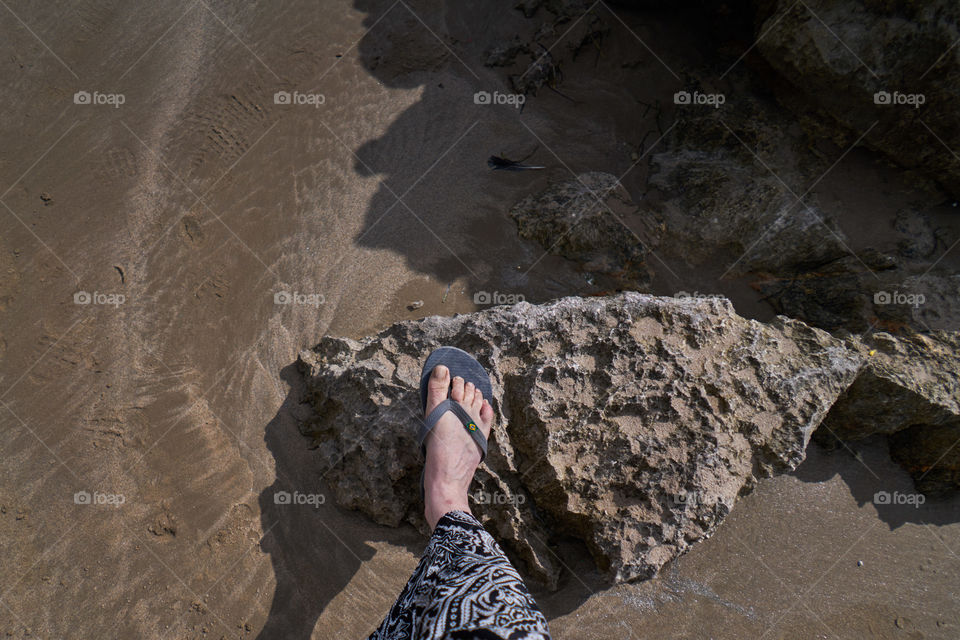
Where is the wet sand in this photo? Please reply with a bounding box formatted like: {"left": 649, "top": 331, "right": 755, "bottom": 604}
{"left": 0, "top": 1, "right": 957, "bottom": 638}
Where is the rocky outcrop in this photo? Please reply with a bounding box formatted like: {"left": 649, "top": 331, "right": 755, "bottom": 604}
{"left": 489, "top": 0, "right": 959, "bottom": 335}
{"left": 505, "top": 88, "right": 960, "bottom": 332}
{"left": 504, "top": 92, "right": 854, "bottom": 293}
{"left": 755, "top": 0, "right": 960, "bottom": 197}
{"left": 298, "top": 293, "right": 865, "bottom": 587}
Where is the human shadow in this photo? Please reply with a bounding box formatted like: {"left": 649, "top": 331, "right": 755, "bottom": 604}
{"left": 793, "top": 435, "right": 960, "bottom": 529}
{"left": 346, "top": 0, "right": 654, "bottom": 303}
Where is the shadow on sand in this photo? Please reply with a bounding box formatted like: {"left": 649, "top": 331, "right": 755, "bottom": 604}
{"left": 794, "top": 436, "right": 960, "bottom": 529}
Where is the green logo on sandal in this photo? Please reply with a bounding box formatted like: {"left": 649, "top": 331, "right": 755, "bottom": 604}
{"left": 467, "top": 422, "right": 477, "bottom": 431}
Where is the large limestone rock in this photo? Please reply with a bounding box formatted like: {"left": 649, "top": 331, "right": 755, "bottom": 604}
{"left": 647, "top": 147, "right": 849, "bottom": 275}
{"left": 756, "top": 0, "right": 960, "bottom": 197}
{"left": 645, "top": 86, "right": 850, "bottom": 275}
{"left": 297, "top": 293, "right": 863, "bottom": 586}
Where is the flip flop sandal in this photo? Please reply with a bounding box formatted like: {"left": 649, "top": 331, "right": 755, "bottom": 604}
{"left": 417, "top": 346, "right": 491, "bottom": 501}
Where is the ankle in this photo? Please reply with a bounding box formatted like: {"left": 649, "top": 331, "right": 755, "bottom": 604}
{"left": 425, "top": 487, "right": 471, "bottom": 530}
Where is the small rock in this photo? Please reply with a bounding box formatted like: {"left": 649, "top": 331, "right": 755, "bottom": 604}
{"left": 407, "top": 300, "right": 424, "bottom": 311}
{"left": 510, "top": 172, "right": 654, "bottom": 289}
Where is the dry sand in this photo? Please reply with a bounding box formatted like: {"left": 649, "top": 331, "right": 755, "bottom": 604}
{"left": 0, "top": 1, "right": 957, "bottom": 638}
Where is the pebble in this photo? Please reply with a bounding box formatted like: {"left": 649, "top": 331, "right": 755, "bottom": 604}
{"left": 408, "top": 300, "right": 424, "bottom": 310}
{"left": 857, "top": 560, "right": 863, "bottom": 567}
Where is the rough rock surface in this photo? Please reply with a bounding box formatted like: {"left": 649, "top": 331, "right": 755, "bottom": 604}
{"left": 298, "top": 293, "right": 863, "bottom": 586}
{"left": 647, "top": 146, "right": 849, "bottom": 275}
{"left": 817, "top": 330, "right": 960, "bottom": 497}
{"left": 749, "top": 250, "right": 926, "bottom": 334}
{"left": 901, "top": 274, "right": 960, "bottom": 332}
{"left": 509, "top": 172, "right": 655, "bottom": 288}
{"left": 756, "top": 0, "right": 960, "bottom": 197}
{"left": 505, "top": 87, "right": 960, "bottom": 333}
{"left": 655, "top": 97, "right": 957, "bottom": 340}
{"left": 504, "top": 91, "right": 858, "bottom": 293}
{"left": 646, "top": 88, "right": 849, "bottom": 275}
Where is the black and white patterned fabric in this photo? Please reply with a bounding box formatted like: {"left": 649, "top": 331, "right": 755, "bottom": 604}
{"left": 367, "top": 510, "right": 552, "bottom": 640}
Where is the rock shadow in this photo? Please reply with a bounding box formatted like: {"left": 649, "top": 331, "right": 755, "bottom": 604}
{"left": 793, "top": 437, "right": 960, "bottom": 530}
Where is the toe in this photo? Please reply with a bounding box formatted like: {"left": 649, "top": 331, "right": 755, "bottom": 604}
{"left": 450, "top": 375, "right": 465, "bottom": 402}
{"left": 479, "top": 399, "right": 494, "bottom": 436}
{"left": 463, "top": 381, "right": 475, "bottom": 405}
{"left": 426, "top": 365, "right": 450, "bottom": 414}
{"left": 472, "top": 387, "right": 483, "bottom": 412}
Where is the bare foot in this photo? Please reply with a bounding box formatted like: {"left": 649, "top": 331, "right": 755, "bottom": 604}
{"left": 422, "top": 364, "right": 495, "bottom": 530}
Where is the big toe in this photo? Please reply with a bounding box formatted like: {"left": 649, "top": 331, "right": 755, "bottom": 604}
{"left": 426, "top": 365, "right": 450, "bottom": 414}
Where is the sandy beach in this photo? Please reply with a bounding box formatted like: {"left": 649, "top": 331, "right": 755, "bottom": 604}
{"left": 1, "top": 1, "right": 958, "bottom": 638}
